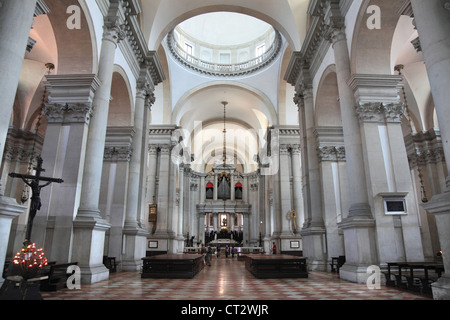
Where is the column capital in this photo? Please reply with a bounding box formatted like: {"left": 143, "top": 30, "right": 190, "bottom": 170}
{"left": 44, "top": 103, "right": 94, "bottom": 124}
{"left": 103, "top": 1, "right": 128, "bottom": 45}
{"left": 323, "top": 0, "right": 346, "bottom": 45}
{"left": 148, "top": 144, "right": 159, "bottom": 155}
{"left": 355, "top": 102, "right": 404, "bottom": 124}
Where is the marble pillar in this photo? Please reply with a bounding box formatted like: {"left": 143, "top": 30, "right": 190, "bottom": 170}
{"left": 279, "top": 145, "right": 292, "bottom": 239}
{"left": 0, "top": 0, "right": 37, "bottom": 162}
{"left": 122, "top": 79, "right": 152, "bottom": 270}
{"left": 0, "top": 1, "right": 37, "bottom": 277}
{"left": 411, "top": 0, "right": 450, "bottom": 300}
{"left": 153, "top": 145, "right": 172, "bottom": 250}
{"left": 324, "top": 3, "right": 376, "bottom": 283}
{"left": 350, "top": 74, "right": 425, "bottom": 266}
{"left": 73, "top": 4, "right": 125, "bottom": 284}
{"left": 38, "top": 74, "right": 100, "bottom": 264}
{"left": 296, "top": 84, "right": 327, "bottom": 270}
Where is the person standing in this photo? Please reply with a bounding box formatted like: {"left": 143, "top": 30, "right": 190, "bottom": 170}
{"left": 272, "top": 242, "right": 277, "bottom": 255}
{"left": 206, "top": 245, "right": 212, "bottom": 266}
{"left": 201, "top": 243, "right": 207, "bottom": 265}
{"left": 225, "top": 245, "right": 229, "bottom": 259}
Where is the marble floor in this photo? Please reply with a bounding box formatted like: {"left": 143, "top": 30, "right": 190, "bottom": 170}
{"left": 41, "top": 256, "right": 432, "bottom": 301}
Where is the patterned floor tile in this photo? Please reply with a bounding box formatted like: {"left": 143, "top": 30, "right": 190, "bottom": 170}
{"left": 41, "top": 256, "right": 432, "bottom": 301}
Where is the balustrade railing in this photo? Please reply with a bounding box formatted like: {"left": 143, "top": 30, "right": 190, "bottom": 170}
{"left": 167, "top": 30, "right": 282, "bottom": 77}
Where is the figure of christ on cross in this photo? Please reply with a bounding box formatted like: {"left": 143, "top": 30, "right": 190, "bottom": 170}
{"left": 9, "top": 157, "right": 63, "bottom": 245}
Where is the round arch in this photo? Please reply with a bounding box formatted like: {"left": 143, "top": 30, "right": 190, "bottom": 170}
{"left": 108, "top": 65, "right": 134, "bottom": 127}
{"left": 315, "top": 64, "right": 342, "bottom": 127}
{"left": 171, "top": 81, "right": 278, "bottom": 130}
{"left": 145, "top": 3, "right": 302, "bottom": 51}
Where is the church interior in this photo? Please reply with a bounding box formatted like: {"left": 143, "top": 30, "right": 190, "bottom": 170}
{"left": 0, "top": 0, "right": 450, "bottom": 302}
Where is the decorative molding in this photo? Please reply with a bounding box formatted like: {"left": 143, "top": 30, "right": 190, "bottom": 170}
{"left": 405, "top": 129, "right": 446, "bottom": 167}
{"left": 44, "top": 103, "right": 93, "bottom": 124}
{"left": 317, "top": 146, "right": 346, "bottom": 162}
{"left": 314, "top": 126, "right": 346, "bottom": 162}
{"left": 104, "top": 146, "right": 132, "bottom": 162}
{"left": 355, "top": 102, "right": 404, "bottom": 124}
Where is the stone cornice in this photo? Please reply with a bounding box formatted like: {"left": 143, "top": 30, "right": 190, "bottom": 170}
{"left": 285, "top": 0, "right": 353, "bottom": 86}
{"left": 97, "top": 0, "right": 165, "bottom": 84}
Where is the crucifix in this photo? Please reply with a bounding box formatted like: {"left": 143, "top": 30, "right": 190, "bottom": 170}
{"left": 9, "top": 157, "right": 63, "bottom": 245}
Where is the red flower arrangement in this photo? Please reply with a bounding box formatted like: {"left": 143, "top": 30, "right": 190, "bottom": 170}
{"left": 12, "top": 243, "right": 48, "bottom": 280}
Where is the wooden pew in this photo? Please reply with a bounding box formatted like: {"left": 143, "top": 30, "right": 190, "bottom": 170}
{"left": 103, "top": 256, "right": 117, "bottom": 273}
{"left": 385, "top": 261, "right": 444, "bottom": 295}
{"left": 245, "top": 254, "right": 308, "bottom": 279}
{"left": 40, "top": 262, "right": 78, "bottom": 292}
{"left": 141, "top": 254, "right": 204, "bottom": 279}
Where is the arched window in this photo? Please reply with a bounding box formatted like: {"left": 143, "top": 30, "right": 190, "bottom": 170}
{"left": 206, "top": 182, "right": 214, "bottom": 199}
{"left": 235, "top": 182, "right": 243, "bottom": 200}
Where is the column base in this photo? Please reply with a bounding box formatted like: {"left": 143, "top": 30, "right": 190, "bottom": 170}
{"left": 0, "top": 196, "right": 26, "bottom": 287}
{"left": 338, "top": 215, "right": 377, "bottom": 283}
{"left": 72, "top": 213, "right": 111, "bottom": 284}
{"left": 79, "top": 264, "right": 110, "bottom": 285}
{"left": 122, "top": 227, "right": 149, "bottom": 271}
{"left": 431, "top": 275, "right": 450, "bottom": 300}
{"left": 301, "top": 226, "right": 326, "bottom": 271}
{"left": 338, "top": 263, "right": 384, "bottom": 284}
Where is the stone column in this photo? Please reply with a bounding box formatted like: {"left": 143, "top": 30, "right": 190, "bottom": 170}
{"left": 72, "top": 3, "right": 125, "bottom": 284}
{"left": 101, "top": 129, "right": 133, "bottom": 272}
{"left": 154, "top": 145, "right": 171, "bottom": 238}
{"left": 38, "top": 74, "right": 100, "bottom": 264}
{"left": 190, "top": 176, "right": 199, "bottom": 243}
{"left": 176, "top": 165, "right": 185, "bottom": 252}
{"left": 0, "top": 197, "right": 26, "bottom": 286}
{"left": 146, "top": 145, "right": 159, "bottom": 208}
{"left": 213, "top": 173, "right": 218, "bottom": 200}
{"left": 122, "top": 76, "right": 153, "bottom": 270}
{"left": 198, "top": 213, "right": 205, "bottom": 244}
{"left": 294, "top": 86, "right": 327, "bottom": 270}
{"left": 0, "top": 0, "right": 37, "bottom": 162}
{"left": 279, "top": 145, "right": 292, "bottom": 238}
{"left": 290, "top": 145, "right": 304, "bottom": 233}
{"left": 350, "top": 74, "right": 425, "bottom": 265}
{"left": 324, "top": 2, "right": 376, "bottom": 283}
{"left": 212, "top": 212, "right": 218, "bottom": 232}
{"left": 230, "top": 173, "right": 235, "bottom": 200}
{"left": 411, "top": 0, "right": 450, "bottom": 300}
{"left": 0, "top": 1, "right": 38, "bottom": 265}
{"left": 199, "top": 174, "right": 206, "bottom": 203}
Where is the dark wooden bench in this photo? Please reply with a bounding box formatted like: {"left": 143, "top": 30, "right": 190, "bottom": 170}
{"left": 141, "top": 254, "right": 204, "bottom": 279}
{"left": 103, "top": 256, "right": 117, "bottom": 273}
{"left": 385, "top": 261, "right": 444, "bottom": 295}
{"left": 330, "top": 256, "right": 345, "bottom": 273}
{"left": 245, "top": 254, "right": 308, "bottom": 279}
{"left": 40, "top": 262, "right": 78, "bottom": 292}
